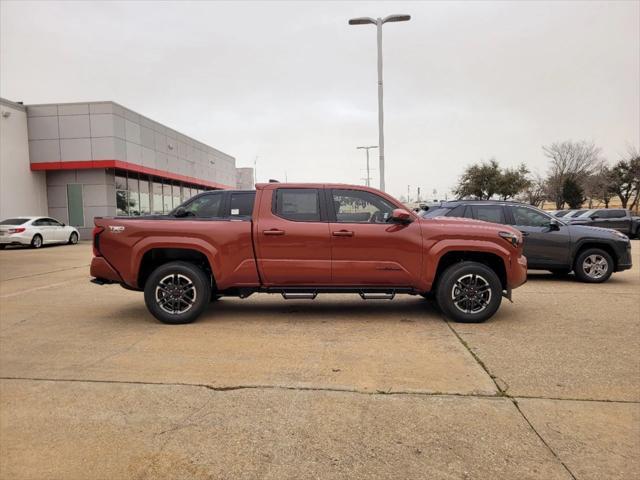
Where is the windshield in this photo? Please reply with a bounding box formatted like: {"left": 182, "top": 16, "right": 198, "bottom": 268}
{"left": 554, "top": 210, "right": 569, "bottom": 217}
{"left": 0, "top": 218, "right": 29, "bottom": 225}
{"left": 565, "top": 209, "right": 588, "bottom": 218}
{"left": 575, "top": 210, "right": 595, "bottom": 218}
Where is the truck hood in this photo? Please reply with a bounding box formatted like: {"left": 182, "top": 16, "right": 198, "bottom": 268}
{"left": 420, "top": 216, "right": 521, "bottom": 237}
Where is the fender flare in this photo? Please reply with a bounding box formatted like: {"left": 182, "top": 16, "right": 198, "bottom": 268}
{"left": 129, "top": 236, "right": 219, "bottom": 288}
{"left": 424, "top": 239, "right": 512, "bottom": 287}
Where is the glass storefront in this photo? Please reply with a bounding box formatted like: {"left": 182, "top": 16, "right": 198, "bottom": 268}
{"left": 113, "top": 169, "right": 208, "bottom": 216}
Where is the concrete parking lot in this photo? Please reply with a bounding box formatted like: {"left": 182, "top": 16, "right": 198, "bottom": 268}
{"left": 0, "top": 242, "right": 638, "bottom": 480}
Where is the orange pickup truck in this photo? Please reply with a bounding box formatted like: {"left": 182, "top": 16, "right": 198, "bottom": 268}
{"left": 91, "top": 183, "right": 527, "bottom": 324}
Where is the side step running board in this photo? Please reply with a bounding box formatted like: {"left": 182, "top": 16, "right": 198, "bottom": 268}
{"left": 359, "top": 292, "right": 395, "bottom": 300}
{"left": 282, "top": 292, "right": 318, "bottom": 300}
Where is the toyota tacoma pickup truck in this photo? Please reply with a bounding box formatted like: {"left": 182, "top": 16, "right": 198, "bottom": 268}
{"left": 90, "top": 183, "right": 527, "bottom": 324}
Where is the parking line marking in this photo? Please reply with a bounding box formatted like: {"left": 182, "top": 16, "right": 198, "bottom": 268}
{"left": 0, "top": 278, "right": 84, "bottom": 299}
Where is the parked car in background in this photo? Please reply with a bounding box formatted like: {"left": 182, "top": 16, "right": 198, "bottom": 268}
{"left": 0, "top": 217, "right": 79, "bottom": 249}
{"left": 551, "top": 209, "right": 571, "bottom": 217}
{"left": 420, "top": 200, "right": 632, "bottom": 283}
{"left": 564, "top": 208, "right": 640, "bottom": 238}
{"left": 562, "top": 209, "right": 589, "bottom": 220}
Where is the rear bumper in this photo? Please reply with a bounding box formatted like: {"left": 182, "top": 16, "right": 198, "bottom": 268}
{"left": 90, "top": 256, "right": 122, "bottom": 284}
{"left": 508, "top": 254, "right": 528, "bottom": 290}
{"left": 0, "top": 233, "right": 31, "bottom": 245}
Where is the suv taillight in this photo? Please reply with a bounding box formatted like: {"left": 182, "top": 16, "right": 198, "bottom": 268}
{"left": 92, "top": 226, "right": 104, "bottom": 256}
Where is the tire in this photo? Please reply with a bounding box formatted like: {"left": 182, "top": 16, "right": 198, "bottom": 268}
{"left": 68, "top": 232, "right": 79, "bottom": 245}
{"left": 144, "top": 261, "right": 211, "bottom": 324}
{"left": 574, "top": 248, "right": 613, "bottom": 283}
{"left": 31, "top": 234, "right": 43, "bottom": 249}
{"left": 0, "top": 245, "right": 5, "bottom": 250}
{"left": 435, "top": 261, "right": 503, "bottom": 323}
{"left": 549, "top": 268, "right": 571, "bottom": 277}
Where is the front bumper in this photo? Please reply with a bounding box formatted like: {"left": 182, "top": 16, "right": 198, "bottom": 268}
{"left": 508, "top": 254, "right": 528, "bottom": 290}
{"left": 615, "top": 242, "right": 633, "bottom": 272}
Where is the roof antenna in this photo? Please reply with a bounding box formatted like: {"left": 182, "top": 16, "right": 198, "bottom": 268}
{"left": 268, "top": 179, "right": 280, "bottom": 183}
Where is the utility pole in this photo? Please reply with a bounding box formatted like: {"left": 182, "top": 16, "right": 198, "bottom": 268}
{"left": 356, "top": 145, "right": 378, "bottom": 187}
{"left": 254, "top": 156, "right": 258, "bottom": 185}
{"left": 349, "top": 14, "right": 411, "bottom": 192}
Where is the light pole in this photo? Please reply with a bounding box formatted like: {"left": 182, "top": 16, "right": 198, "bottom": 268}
{"left": 349, "top": 14, "right": 411, "bottom": 192}
{"left": 356, "top": 145, "right": 378, "bottom": 187}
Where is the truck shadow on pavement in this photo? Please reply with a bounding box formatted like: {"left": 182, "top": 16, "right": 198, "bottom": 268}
{"left": 110, "top": 295, "right": 458, "bottom": 326}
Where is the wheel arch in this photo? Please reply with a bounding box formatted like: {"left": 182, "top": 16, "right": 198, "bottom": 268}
{"left": 432, "top": 250, "right": 508, "bottom": 292}
{"left": 572, "top": 241, "right": 618, "bottom": 270}
{"left": 136, "top": 247, "right": 217, "bottom": 290}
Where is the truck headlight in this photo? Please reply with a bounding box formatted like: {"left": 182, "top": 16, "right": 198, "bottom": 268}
{"left": 498, "top": 231, "right": 520, "bottom": 247}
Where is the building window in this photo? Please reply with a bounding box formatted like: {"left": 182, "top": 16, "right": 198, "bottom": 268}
{"left": 114, "top": 169, "right": 208, "bottom": 216}
{"left": 115, "top": 171, "right": 128, "bottom": 216}
{"left": 139, "top": 176, "right": 150, "bottom": 215}
{"left": 67, "top": 184, "right": 84, "bottom": 227}
{"left": 162, "top": 182, "right": 173, "bottom": 212}
{"left": 152, "top": 180, "right": 163, "bottom": 214}
{"left": 128, "top": 174, "right": 140, "bottom": 216}
{"left": 172, "top": 183, "right": 181, "bottom": 209}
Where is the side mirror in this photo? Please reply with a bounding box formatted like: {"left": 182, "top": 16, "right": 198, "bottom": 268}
{"left": 174, "top": 207, "right": 188, "bottom": 218}
{"left": 549, "top": 219, "right": 560, "bottom": 231}
{"left": 590, "top": 215, "right": 599, "bottom": 220}
{"left": 390, "top": 208, "right": 412, "bottom": 224}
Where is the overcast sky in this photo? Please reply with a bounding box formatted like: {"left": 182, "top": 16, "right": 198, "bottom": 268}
{"left": 1, "top": 1, "right": 638, "bottom": 199}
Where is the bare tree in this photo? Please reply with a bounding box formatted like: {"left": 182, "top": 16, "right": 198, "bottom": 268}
{"left": 583, "top": 166, "right": 615, "bottom": 208}
{"left": 517, "top": 173, "right": 546, "bottom": 207}
{"left": 543, "top": 140, "right": 603, "bottom": 208}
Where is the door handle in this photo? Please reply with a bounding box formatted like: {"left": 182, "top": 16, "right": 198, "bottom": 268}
{"left": 332, "top": 230, "right": 354, "bottom": 237}
{"left": 263, "top": 229, "right": 285, "bottom": 236}
{"left": 519, "top": 231, "right": 530, "bottom": 236}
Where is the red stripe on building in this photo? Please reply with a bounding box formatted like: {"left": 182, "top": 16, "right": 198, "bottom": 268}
{"left": 30, "top": 160, "right": 233, "bottom": 190}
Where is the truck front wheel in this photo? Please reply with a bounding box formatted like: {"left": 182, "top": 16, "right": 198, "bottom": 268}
{"left": 144, "top": 261, "right": 211, "bottom": 324}
{"left": 435, "top": 261, "right": 502, "bottom": 323}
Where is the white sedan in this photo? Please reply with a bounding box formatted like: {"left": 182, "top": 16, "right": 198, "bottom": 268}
{"left": 0, "top": 216, "right": 79, "bottom": 249}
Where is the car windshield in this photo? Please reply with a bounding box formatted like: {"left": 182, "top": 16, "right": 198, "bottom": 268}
{"left": 419, "top": 207, "right": 450, "bottom": 218}
{"left": 0, "top": 218, "right": 29, "bottom": 225}
{"left": 575, "top": 210, "right": 595, "bottom": 218}
{"left": 554, "top": 210, "right": 569, "bottom": 217}
{"left": 566, "top": 209, "right": 588, "bottom": 218}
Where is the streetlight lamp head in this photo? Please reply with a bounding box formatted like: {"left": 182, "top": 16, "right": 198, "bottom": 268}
{"left": 383, "top": 14, "right": 411, "bottom": 23}
{"left": 348, "top": 17, "right": 376, "bottom": 25}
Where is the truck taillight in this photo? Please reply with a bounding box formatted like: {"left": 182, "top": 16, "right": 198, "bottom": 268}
{"left": 8, "top": 227, "right": 25, "bottom": 234}
{"left": 92, "top": 226, "right": 104, "bottom": 256}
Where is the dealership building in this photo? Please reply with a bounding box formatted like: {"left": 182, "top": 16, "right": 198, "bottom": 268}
{"left": 0, "top": 98, "right": 253, "bottom": 238}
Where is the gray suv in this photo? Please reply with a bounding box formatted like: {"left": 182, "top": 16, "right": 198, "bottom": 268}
{"left": 420, "top": 201, "right": 632, "bottom": 283}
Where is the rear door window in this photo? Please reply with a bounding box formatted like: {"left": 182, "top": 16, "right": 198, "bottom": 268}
{"left": 229, "top": 192, "right": 256, "bottom": 218}
{"left": 470, "top": 205, "right": 506, "bottom": 224}
{"left": 446, "top": 205, "right": 467, "bottom": 218}
{"left": 275, "top": 189, "right": 322, "bottom": 222}
{"left": 180, "top": 193, "right": 224, "bottom": 218}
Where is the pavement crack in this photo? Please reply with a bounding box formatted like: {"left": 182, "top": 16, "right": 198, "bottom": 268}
{"left": 444, "top": 319, "right": 578, "bottom": 480}
{"left": 1, "top": 376, "right": 638, "bottom": 405}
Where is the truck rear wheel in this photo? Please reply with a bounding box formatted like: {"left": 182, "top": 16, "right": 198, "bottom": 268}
{"left": 435, "top": 261, "right": 502, "bottom": 323}
{"left": 144, "top": 261, "right": 211, "bottom": 324}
